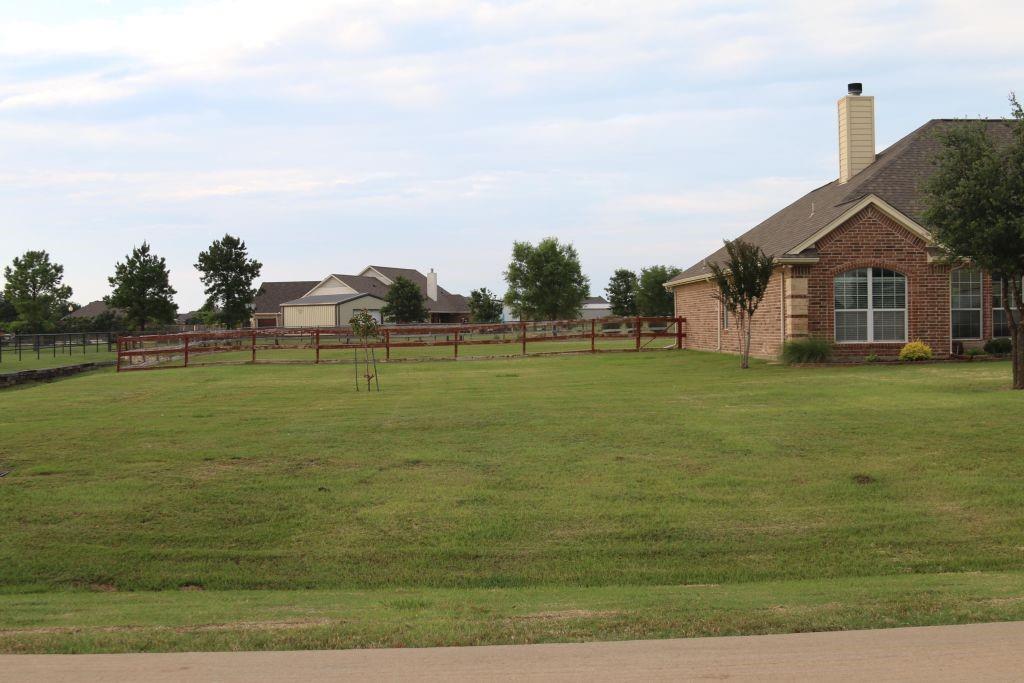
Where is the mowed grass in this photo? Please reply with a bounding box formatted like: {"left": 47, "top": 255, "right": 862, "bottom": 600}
{"left": 1, "top": 352, "right": 1023, "bottom": 652}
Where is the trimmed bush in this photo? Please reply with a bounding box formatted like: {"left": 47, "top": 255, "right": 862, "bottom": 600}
{"left": 965, "top": 347, "right": 986, "bottom": 358}
{"left": 781, "top": 338, "right": 833, "bottom": 364}
{"left": 899, "top": 340, "right": 933, "bottom": 361}
{"left": 984, "top": 337, "right": 1012, "bottom": 356}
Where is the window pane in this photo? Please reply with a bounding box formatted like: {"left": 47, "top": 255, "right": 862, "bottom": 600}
{"left": 835, "top": 269, "right": 868, "bottom": 310}
{"left": 871, "top": 269, "right": 906, "bottom": 309}
{"left": 873, "top": 310, "right": 905, "bottom": 341}
{"left": 951, "top": 268, "right": 982, "bottom": 310}
{"left": 951, "top": 309, "right": 981, "bottom": 339}
{"left": 994, "top": 309, "right": 1010, "bottom": 338}
{"left": 836, "top": 311, "right": 868, "bottom": 342}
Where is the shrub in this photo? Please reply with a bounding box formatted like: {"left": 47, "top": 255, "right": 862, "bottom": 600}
{"left": 781, "top": 338, "right": 833, "bottom": 364}
{"left": 899, "top": 340, "right": 933, "bottom": 361}
{"left": 965, "top": 347, "right": 986, "bottom": 358}
{"left": 984, "top": 337, "right": 1012, "bottom": 356}
{"left": 865, "top": 353, "right": 880, "bottom": 363}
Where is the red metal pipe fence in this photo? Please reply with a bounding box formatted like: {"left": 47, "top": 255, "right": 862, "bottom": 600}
{"left": 116, "top": 316, "right": 686, "bottom": 371}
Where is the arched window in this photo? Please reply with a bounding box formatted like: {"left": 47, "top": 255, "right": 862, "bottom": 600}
{"left": 834, "top": 268, "right": 907, "bottom": 342}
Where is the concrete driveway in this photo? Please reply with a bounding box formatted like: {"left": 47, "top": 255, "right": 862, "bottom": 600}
{"left": 3, "top": 621, "right": 1023, "bottom": 682}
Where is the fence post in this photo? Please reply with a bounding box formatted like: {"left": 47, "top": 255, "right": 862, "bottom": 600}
{"left": 385, "top": 329, "right": 390, "bottom": 361}
{"left": 676, "top": 316, "right": 683, "bottom": 349}
{"left": 454, "top": 327, "right": 459, "bottom": 359}
{"left": 251, "top": 332, "right": 256, "bottom": 363}
{"left": 315, "top": 331, "right": 320, "bottom": 364}
{"left": 184, "top": 336, "right": 190, "bottom": 367}
{"left": 591, "top": 319, "right": 596, "bottom": 353}
{"left": 36, "top": 334, "right": 40, "bottom": 360}
{"left": 521, "top": 321, "right": 527, "bottom": 356}
{"left": 116, "top": 338, "right": 122, "bottom": 372}
{"left": 635, "top": 316, "right": 641, "bottom": 351}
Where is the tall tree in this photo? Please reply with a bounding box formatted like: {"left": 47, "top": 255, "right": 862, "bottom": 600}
{"left": 2, "top": 250, "right": 73, "bottom": 333}
{"left": 0, "top": 293, "right": 17, "bottom": 325}
{"left": 605, "top": 269, "right": 638, "bottom": 316}
{"left": 923, "top": 94, "right": 1024, "bottom": 389}
{"left": 636, "top": 265, "right": 680, "bottom": 316}
{"left": 106, "top": 242, "right": 177, "bottom": 332}
{"left": 467, "top": 287, "right": 502, "bottom": 323}
{"left": 195, "top": 234, "right": 262, "bottom": 329}
{"left": 709, "top": 240, "right": 775, "bottom": 369}
{"left": 381, "top": 276, "right": 429, "bottom": 323}
{"left": 503, "top": 237, "right": 589, "bottom": 320}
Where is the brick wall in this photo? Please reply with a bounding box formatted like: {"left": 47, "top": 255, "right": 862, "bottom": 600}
{"left": 673, "top": 271, "right": 784, "bottom": 359}
{"left": 807, "top": 205, "right": 954, "bottom": 359}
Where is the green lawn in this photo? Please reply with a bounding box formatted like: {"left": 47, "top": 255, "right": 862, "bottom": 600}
{"left": 1, "top": 352, "right": 1023, "bottom": 653}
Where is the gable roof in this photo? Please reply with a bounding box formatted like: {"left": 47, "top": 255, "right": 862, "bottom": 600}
{"left": 253, "top": 281, "right": 320, "bottom": 313}
{"left": 65, "top": 300, "right": 121, "bottom": 319}
{"left": 280, "top": 292, "right": 384, "bottom": 306}
{"left": 668, "top": 119, "right": 1016, "bottom": 285}
{"left": 361, "top": 265, "right": 469, "bottom": 313}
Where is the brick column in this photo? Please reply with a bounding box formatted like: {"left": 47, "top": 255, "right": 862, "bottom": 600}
{"left": 784, "top": 267, "right": 810, "bottom": 340}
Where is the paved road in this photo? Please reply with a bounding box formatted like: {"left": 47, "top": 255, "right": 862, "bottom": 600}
{"left": 4, "top": 621, "right": 1023, "bottom": 682}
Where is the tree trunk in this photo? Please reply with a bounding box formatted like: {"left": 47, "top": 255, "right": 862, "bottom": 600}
{"left": 741, "top": 312, "right": 751, "bottom": 369}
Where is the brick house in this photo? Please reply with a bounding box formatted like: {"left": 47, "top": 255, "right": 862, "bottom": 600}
{"left": 666, "top": 84, "right": 1016, "bottom": 359}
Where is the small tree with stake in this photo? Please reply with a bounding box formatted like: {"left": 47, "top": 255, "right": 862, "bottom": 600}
{"left": 349, "top": 309, "right": 380, "bottom": 392}
{"left": 708, "top": 239, "right": 775, "bottom": 369}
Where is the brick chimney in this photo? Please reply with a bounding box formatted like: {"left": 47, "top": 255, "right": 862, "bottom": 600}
{"left": 427, "top": 268, "right": 438, "bottom": 301}
{"left": 837, "top": 82, "right": 875, "bottom": 183}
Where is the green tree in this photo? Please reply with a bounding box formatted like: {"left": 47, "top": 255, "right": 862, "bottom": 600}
{"left": 381, "top": 276, "right": 429, "bottom": 323}
{"left": 0, "top": 293, "right": 17, "bottom": 325}
{"left": 605, "top": 269, "right": 638, "bottom": 316}
{"left": 636, "top": 265, "right": 680, "bottom": 316}
{"left": 503, "top": 237, "right": 589, "bottom": 320}
{"left": 2, "top": 250, "right": 73, "bottom": 333}
{"left": 106, "top": 242, "right": 177, "bottom": 332}
{"left": 709, "top": 240, "right": 775, "bottom": 369}
{"left": 467, "top": 287, "right": 502, "bottom": 323}
{"left": 923, "top": 94, "right": 1024, "bottom": 389}
{"left": 195, "top": 234, "right": 262, "bottom": 329}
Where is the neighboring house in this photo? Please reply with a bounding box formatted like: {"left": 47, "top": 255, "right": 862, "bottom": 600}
{"left": 581, "top": 296, "right": 612, "bottom": 320}
{"left": 251, "top": 281, "right": 319, "bottom": 327}
{"left": 255, "top": 266, "right": 470, "bottom": 328}
{"left": 64, "top": 300, "right": 121, "bottom": 319}
{"left": 666, "top": 83, "right": 1017, "bottom": 360}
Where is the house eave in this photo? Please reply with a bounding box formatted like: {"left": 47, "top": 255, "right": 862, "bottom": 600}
{"left": 786, "top": 194, "right": 932, "bottom": 255}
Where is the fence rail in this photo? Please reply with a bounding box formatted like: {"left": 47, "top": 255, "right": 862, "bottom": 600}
{"left": 116, "top": 316, "right": 686, "bottom": 371}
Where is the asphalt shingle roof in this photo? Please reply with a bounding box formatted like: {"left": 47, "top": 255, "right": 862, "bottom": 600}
{"left": 669, "top": 119, "right": 1016, "bottom": 284}
{"left": 252, "top": 281, "right": 320, "bottom": 313}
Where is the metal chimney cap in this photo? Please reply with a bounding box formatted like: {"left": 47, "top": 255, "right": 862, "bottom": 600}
{"left": 847, "top": 82, "right": 863, "bottom": 96}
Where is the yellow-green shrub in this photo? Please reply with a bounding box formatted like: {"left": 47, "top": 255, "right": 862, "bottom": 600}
{"left": 899, "top": 340, "right": 933, "bottom": 361}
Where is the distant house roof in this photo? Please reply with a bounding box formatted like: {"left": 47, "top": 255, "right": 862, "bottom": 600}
{"left": 361, "top": 265, "right": 469, "bottom": 313}
{"left": 280, "top": 292, "right": 383, "bottom": 306}
{"left": 667, "top": 119, "right": 1017, "bottom": 286}
{"left": 331, "top": 274, "right": 391, "bottom": 299}
{"left": 65, "top": 300, "right": 121, "bottom": 319}
{"left": 583, "top": 296, "right": 610, "bottom": 307}
{"left": 253, "top": 281, "right": 320, "bottom": 314}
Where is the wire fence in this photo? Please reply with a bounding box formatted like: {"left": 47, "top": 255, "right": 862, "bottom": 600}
{"left": 0, "top": 332, "right": 117, "bottom": 365}
{"left": 116, "top": 317, "right": 686, "bottom": 371}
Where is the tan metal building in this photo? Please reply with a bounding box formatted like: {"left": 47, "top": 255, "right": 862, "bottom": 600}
{"left": 280, "top": 293, "right": 386, "bottom": 328}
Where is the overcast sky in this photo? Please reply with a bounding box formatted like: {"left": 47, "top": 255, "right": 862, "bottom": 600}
{"left": 3, "top": 0, "right": 1024, "bottom": 310}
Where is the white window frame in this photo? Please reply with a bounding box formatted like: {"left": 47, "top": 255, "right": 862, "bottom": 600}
{"left": 834, "top": 268, "right": 908, "bottom": 344}
{"left": 993, "top": 277, "right": 1021, "bottom": 338}
{"left": 950, "top": 268, "right": 983, "bottom": 340}
{"left": 721, "top": 301, "right": 730, "bottom": 330}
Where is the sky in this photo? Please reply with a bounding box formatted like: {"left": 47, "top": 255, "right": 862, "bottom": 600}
{"left": 2, "top": 1, "right": 1024, "bottom": 311}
